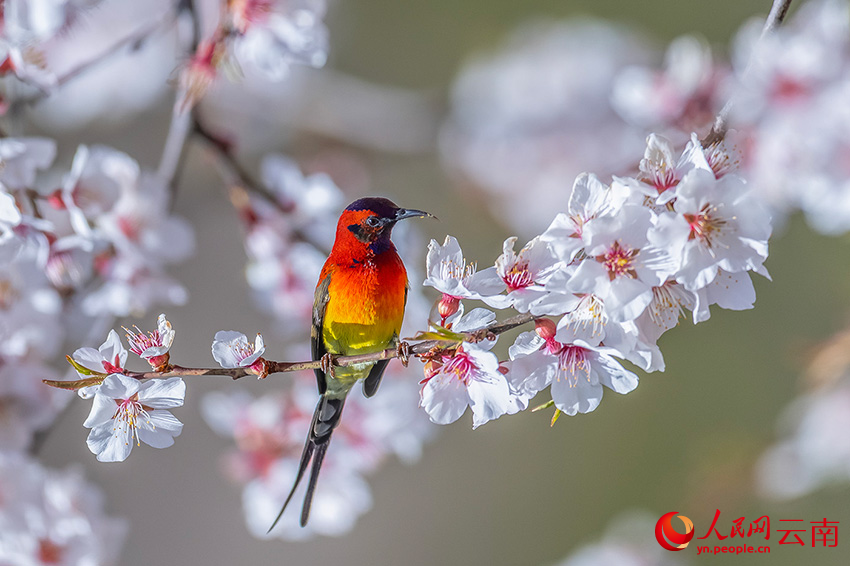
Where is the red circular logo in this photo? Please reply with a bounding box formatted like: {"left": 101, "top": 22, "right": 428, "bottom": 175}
{"left": 655, "top": 511, "right": 695, "bottom": 551}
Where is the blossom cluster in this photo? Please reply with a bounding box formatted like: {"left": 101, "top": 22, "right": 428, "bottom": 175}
{"left": 420, "top": 132, "right": 771, "bottom": 427}
{"left": 67, "top": 315, "right": 186, "bottom": 462}
{"left": 726, "top": 0, "right": 850, "bottom": 234}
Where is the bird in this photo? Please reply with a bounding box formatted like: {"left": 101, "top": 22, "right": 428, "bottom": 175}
{"left": 269, "top": 197, "right": 432, "bottom": 531}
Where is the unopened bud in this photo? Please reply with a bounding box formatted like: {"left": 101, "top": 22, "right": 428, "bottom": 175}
{"left": 534, "top": 318, "right": 557, "bottom": 341}
{"left": 249, "top": 358, "right": 269, "bottom": 379}
{"left": 438, "top": 294, "right": 460, "bottom": 319}
{"left": 146, "top": 353, "right": 171, "bottom": 373}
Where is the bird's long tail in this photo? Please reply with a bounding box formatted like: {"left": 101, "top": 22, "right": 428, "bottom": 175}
{"left": 268, "top": 394, "right": 347, "bottom": 532}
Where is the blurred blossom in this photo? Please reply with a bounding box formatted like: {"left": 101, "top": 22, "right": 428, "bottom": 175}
{"left": 0, "top": 360, "right": 66, "bottom": 452}
{"left": 8, "top": 0, "right": 176, "bottom": 129}
{"left": 441, "top": 19, "right": 651, "bottom": 234}
{"left": 554, "top": 510, "right": 688, "bottom": 566}
{"left": 757, "top": 378, "right": 850, "bottom": 500}
{"left": 230, "top": 0, "right": 329, "bottom": 82}
{"left": 260, "top": 153, "right": 343, "bottom": 249}
{"left": 0, "top": 137, "right": 57, "bottom": 190}
{"left": 0, "top": 257, "right": 64, "bottom": 360}
{"left": 612, "top": 35, "right": 726, "bottom": 139}
{"left": 65, "top": 147, "right": 195, "bottom": 317}
{"left": 245, "top": 457, "right": 372, "bottom": 541}
{"left": 2, "top": 0, "right": 105, "bottom": 44}
{"left": 0, "top": 452, "right": 127, "bottom": 566}
{"left": 201, "top": 370, "right": 435, "bottom": 540}
{"left": 728, "top": 0, "right": 850, "bottom": 233}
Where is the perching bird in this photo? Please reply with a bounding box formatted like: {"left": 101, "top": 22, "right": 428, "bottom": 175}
{"left": 269, "top": 197, "right": 432, "bottom": 531}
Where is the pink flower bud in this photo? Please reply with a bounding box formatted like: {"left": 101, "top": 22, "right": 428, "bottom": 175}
{"left": 534, "top": 318, "right": 557, "bottom": 341}
{"left": 438, "top": 294, "right": 460, "bottom": 319}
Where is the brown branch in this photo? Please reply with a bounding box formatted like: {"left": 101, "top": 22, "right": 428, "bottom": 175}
{"left": 192, "top": 115, "right": 279, "bottom": 204}
{"left": 127, "top": 312, "right": 537, "bottom": 381}
{"left": 701, "top": 0, "right": 794, "bottom": 147}
{"left": 191, "top": 113, "right": 330, "bottom": 251}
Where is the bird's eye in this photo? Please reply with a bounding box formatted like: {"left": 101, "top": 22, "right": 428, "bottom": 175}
{"left": 365, "top": 216, "right": 380, "bottom": 227}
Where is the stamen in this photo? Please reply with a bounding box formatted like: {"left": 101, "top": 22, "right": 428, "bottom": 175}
{"left": 600, "top": 241, "right": 639, "bottom": 280}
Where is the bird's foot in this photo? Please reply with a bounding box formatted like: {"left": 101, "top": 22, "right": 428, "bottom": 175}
{"left": 396, "top": 341, "right": 411, "bottom": 367}
{"left": 320, "top": 353, "right": 336, "bottom": 377}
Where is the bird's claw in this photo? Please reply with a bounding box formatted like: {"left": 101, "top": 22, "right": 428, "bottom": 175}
{"left": 320, "top": 353, "right": 336, "bottom": 377}
{"left": 396, "top": 341, "right": 410, "bottom": 367}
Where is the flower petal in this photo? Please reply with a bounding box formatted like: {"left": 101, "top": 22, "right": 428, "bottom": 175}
{"left": 137, "top": 377, "right": 186, "bottom": 409}
{"left": 420, "top": 374, "right": 469, "bottom": 425}
{"left": 87, "top": 423, "right": 132, "bottom": 463}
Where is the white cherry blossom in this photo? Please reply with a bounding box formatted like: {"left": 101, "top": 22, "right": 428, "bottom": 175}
{"left": 508, "top": 319, "right": 638, "bottom": 416}
{"left": 83, "top": 373, "right": 185, "bottom": 462}
{"left": 212, "top": 330, "right": 267, "bottom": 369}
{"left": 124, "top": 313, "right": 175, "bottom": 365}
{"left": 672, "top": 168, "right": 771, "bottom": 290}
{"left": 423, "top": 235, "right": 504, "bottom": 301}
{"left": 477, "top": 236, "right": 561, "bottom": 311}
{"left": 70, "top": 329, "right": 128, "bottom": 398}
{"left": 569, "top": 204, "right": 679, "bottom": 322}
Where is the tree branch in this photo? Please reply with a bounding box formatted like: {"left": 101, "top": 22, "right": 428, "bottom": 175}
{"left": 701, "top": 0, "right": 794, "bottom": 147}
{"left": 117, "top": 313, "right": 536, "bottom": 381}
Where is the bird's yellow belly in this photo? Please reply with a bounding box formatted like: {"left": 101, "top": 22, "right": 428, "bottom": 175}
{"left": 321, "top": 259, "right": 407, "bottom": 382}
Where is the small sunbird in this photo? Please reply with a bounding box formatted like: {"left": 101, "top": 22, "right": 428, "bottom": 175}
{"left": 269, "top": 197, "right": 433, "bottom": 531}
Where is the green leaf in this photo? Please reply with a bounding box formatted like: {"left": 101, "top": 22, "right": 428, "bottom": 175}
{"left": 531, "top": 399, "right": 554, "bottom": 413}
{"left": 408, "top": 325, "right": 465, "bottom": 343}
{"left": 65, "top": 355, "right": 106, "bottom": 377}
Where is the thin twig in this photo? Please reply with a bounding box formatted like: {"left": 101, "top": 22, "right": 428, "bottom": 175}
{"left": 191, "top": 113, "right": 330, "bottom": 251}
{"left": 157, "top": 0, "right": 202, "bottom": 204}
{"left": 12, "top": 7, "right": 179, "bottom": 108}
{"left": 192, "top": 115, "right": 279, "bottom": 203}
{"left": 701, "top": 0, "right": 794, "bottom": 147}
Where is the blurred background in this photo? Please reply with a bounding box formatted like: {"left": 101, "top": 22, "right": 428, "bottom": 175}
{"left": 17, "top": 0, "right": 850, "bottom": 564}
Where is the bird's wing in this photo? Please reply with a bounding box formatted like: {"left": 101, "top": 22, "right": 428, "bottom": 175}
{"left": 311, "top": 274, "right": 331, "bottom": 395}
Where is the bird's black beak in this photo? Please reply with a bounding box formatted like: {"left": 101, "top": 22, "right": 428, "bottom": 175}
{"left": 394, "top": 208, "right": 436, "bottom": 222}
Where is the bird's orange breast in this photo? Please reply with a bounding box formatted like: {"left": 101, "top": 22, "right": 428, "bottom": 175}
{"left": 321, "top": 251, "right": 407, "bottom": 356}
